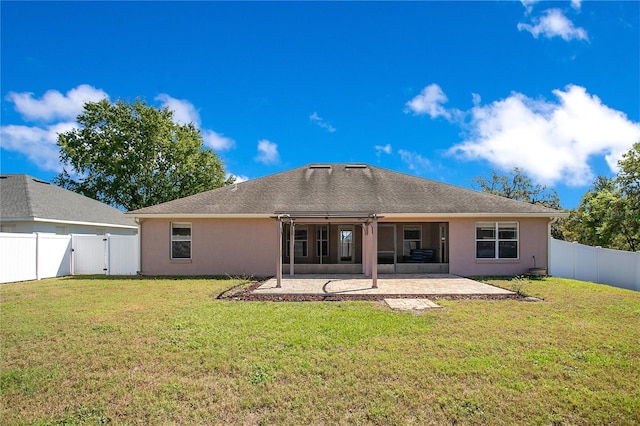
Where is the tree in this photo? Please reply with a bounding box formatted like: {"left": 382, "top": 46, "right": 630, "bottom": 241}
{"left": 472, "top": 168, "right": 564, "bottom": 238}
{"left": 563, "top": 143, "right": 640, "bottom": 251}
{"left": 617, "top": 142, "right": 640, "bottom": 213}
{"left": 472, "top": 167, "right": 561, "bottom": 209}
{"left": 54, "top": 99, "right": 232, "bottom": 211}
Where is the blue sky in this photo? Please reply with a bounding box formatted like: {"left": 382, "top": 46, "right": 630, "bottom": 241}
{"left": 1, "top": 1, "right": 639, "bottom": 209}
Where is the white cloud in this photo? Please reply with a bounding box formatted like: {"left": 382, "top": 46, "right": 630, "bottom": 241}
{"left": 398, "top": 150, "right": 432, "bottom": 174}
{"left": 518, "top": 8, "right": 588, "bottom": 41}
{"left": 156, "top": 94, "right": 235, "bottom": 150}
{"left": 6, "top": 84, "right": 108, "bottom": 122}
{"left": 448, "top": 85, "right": 640, "bottom": 186}
{"left": 255, "top": 139, "right": 280, "bottom": 164}
{"left": 202, "top": 129, "right": 235, "bottom": 151}
{"left": 405, "top": 84, "right": 451, "bottom": 119}
{"left": 375, "top": 144, "right": 392, "bottom": 156}
{"left": 571, "top": 0, "right": 581, "bottom": 11}
{"left": 155, "top": 94, "right": 200, "bottom": 126}
{"left": 520, "top": 0, "right": 539, "bottom": 15}
{"left": 0, "top": 122, "right": 77, "bottom": 172}
{"left": 309, "top": 112, "right": 336, "bottom": 133}
{"left": 226, "top": 173, "right": 249, "bottom": 183}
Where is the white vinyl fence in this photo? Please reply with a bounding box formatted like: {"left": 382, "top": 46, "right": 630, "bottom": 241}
{"left": 549, "top": 238, "right": 640, "bottom": 292}
{"left": 0, "top": 232, "right": 138, "bottom": 284}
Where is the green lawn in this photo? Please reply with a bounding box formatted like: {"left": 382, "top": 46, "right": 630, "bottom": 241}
{"left": 1, "top": 276, "right": 639, "bottom": 425}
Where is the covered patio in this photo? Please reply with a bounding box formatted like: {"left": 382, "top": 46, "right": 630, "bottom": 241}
{"left": 253, "top": 274, "right": 515, "bottom": 297}
{"left": 273, "top": 212, "right": 451, "bottom": 288}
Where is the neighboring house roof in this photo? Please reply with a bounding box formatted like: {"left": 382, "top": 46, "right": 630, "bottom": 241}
{"left": 129, "top": 163, "right": 565, "bottom": 218}
{"left": 1, "top": 174, "right": 137, "bottom": 229}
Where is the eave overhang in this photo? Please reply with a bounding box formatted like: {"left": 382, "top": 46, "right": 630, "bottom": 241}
{"left": 128, "top": 211, "right": 568, "bottom": 220}
{"left": 1, "top": 216, "right": 139, "bottom": 229}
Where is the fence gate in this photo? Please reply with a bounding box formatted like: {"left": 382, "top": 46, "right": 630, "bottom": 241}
{"left": 72, "top": 235, "right": 108, "bottom": 275}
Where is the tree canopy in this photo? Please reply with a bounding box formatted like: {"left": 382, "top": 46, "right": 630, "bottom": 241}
{"left": 54, "top": 99, "right": 232, "bottom": 211}
{"left": 472, "top": 167, "right": 561, "bottom": 209}
{"left": 563, "top": 143, "right": 640, "bottom": 251}
{"left": 472, "top": 167, "right": 564, "bottom": 238}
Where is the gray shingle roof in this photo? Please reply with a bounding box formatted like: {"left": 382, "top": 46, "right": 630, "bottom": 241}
{"left": 129, "top": 164, "right": 564, "bottom": 217}
{"left": 1, "top": 174, "right": 137, "bottom": 228}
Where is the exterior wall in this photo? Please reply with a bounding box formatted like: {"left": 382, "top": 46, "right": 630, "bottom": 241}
{"left": 139, "top": 218, "right": 277, "bottom": 276}
{"left": 448, "top": 217, "right": 550, "bottom": 277}
{"left": 139, "top": 216, "right": 551, "bottom": 277}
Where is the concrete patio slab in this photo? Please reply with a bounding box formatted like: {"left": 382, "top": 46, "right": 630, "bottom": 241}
{"left": 385, "top": 298, "right": 442, "bottom": 311}
{"left": 252, "top": 274, "right": 514, "bottom": 297}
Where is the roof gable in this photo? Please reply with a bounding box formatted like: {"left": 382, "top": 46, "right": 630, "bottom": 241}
{"left": 1, "top": 174, "right": 137, "bottom": 228}
{"left": 129, "top": 164, "right": 564, "bottom": 217}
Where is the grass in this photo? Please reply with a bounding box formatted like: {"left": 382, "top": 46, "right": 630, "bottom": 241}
{"left": 1, "top": 275, "right": 639, "bottom": 425}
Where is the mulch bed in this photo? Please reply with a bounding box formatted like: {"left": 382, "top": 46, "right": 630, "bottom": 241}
{"left": 216, "top": 280, "right": 524, "bottom": 302}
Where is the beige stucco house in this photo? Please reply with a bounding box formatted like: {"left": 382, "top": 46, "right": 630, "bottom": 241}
{"left": 128, "top": 163, "right": 565, "bottom": 281}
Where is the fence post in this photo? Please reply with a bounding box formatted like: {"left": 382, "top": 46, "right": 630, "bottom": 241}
{"left": 105, "top": 233, "right": 110, "bottom": 275}
{"left": 636, "top": 251, "right": 640, "bottom": 292}
{"left": 71, "top": 234, "right": 75, "bottom": 275}
{"left": 35, "top": 232, "right": 41, "bottom": 280}
{"left": 571, "top": 241, "right": 578, "bottom": 280}
{"left": 596, "top": 246, "right": 602, "bottom": 284}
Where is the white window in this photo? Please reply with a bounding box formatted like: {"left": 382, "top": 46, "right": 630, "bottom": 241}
{"left": 476, "top": 222, "right": 518, "bottom": 259}
{"left": 339, "top": 227, "right": 354, "bottom": 262}
{"left": 286, "top": 225, "right": 308, "bottom": 257}
{"left": 403, "top": 226, "right": 422, "bottom": 256}
{"left": 171, "top": 222, "right": 191, "bottom": 259}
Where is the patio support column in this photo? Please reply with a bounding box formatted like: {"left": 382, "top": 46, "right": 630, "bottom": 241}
{"left": 289, "top": 221, "right": 295, "bottom": 276}
{"left": 362, "top": 223, "right": 369, "bottom": 276}
{"left": 276, "top": 218, "right": 282, "bottom": 288}
{"left": 372, "top": 218, "right": 378, "bottom": 288}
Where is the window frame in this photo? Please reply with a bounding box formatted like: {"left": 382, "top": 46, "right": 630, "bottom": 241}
{"left": 316, "top": 225, "right": 328, "bottom": 258}
{"left": 286, "top": 224, "right": 308, "bottom": 258}
{"left": 171, "top": 222, "right": 192, "bottom": 260}
{"left": 475, "top": 222, "right": 519, "bottom": 260}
